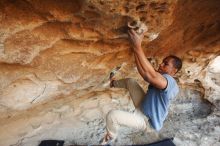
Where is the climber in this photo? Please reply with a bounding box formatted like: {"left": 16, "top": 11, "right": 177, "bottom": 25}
{"left": 101, "top": 29, "right": 182, "bottom": 145}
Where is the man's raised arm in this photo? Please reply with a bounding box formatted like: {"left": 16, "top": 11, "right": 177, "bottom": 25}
{"left": 128, "top": 29, "right": 167, "bottom": 89}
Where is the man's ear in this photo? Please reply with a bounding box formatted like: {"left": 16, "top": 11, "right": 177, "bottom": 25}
{"left": 173, "top": 68, "right": 178, "bottom": 75}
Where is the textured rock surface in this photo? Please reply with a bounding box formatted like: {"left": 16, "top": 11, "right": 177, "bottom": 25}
{"left": 0, "top": 0, "right": 220, "bottom": 145}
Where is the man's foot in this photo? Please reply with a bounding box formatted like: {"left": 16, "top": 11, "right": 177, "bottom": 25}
{"left": 100, "top": 133, "right": 115, "bottom": 145}
{"left": 109, "top": 66, "right": 121, "bottom": 88}
{"left": 110, "top": 80, "right": 115, "bottom": 88}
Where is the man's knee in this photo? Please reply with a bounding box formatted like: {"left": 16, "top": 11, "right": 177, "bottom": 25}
{"left": 106, "top": 110, "right": 118, "bottom": 122}
{"left": 125, "top": 78, "right": 137, "bottom": 85}
{"left": 107, "top": 110, "right": 125, "bottom": 127}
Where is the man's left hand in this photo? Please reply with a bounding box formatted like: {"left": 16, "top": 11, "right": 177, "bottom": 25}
{"left": 128, "top": 29, "right": 144, "bottom": 50}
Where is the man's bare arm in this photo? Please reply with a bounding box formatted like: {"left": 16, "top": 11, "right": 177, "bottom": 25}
{"left": 134, "top": 53, "right": 145, "bottom": 78}
{"left": 128, "top": 29, "right": 167, "bottom": 89}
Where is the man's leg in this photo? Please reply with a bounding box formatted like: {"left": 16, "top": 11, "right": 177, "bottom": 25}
{"left": 106, "top": 109, "right": 148, "bottom": 139}
{"left": 112, "top": 78, "right": 145, "bottom": 108}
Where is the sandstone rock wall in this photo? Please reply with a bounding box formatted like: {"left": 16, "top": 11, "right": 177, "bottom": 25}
{"left": 0, "top": 0, "right": 219, "bottom": 145}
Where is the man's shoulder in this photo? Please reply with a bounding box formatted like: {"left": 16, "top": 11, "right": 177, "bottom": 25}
{"left": 162, "top": 74, "right": 179, "bottom": 92}
{"left": 162, "top": 74, "right": 177, "bottom": 83}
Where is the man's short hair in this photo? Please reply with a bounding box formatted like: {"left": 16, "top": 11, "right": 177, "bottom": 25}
{"left": 166, "top": 55, "right": 182, "bottom": 72}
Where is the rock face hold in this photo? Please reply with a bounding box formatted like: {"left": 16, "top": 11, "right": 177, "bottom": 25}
{"left": 0, "top": 0, "right": 219, "bottom": 146}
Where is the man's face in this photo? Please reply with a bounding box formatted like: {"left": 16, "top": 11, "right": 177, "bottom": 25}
{"left": 158, "top": 57, "right": 177, "bottom": 75}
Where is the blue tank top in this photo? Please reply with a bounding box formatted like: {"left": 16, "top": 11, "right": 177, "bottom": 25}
{"left": 141, "top": 74, "right": 179, "bottom": 131}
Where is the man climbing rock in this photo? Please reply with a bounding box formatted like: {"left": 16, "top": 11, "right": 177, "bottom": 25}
{"left": 101, "top": 28, "right": 182, "bottom": 145}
